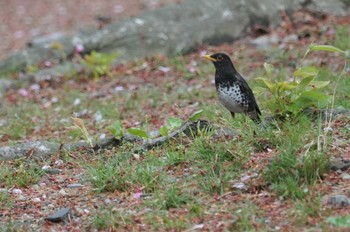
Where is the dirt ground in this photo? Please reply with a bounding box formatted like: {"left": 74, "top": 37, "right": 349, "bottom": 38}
{"left": 0, "top": 0, "right": 180, "bottom": 61}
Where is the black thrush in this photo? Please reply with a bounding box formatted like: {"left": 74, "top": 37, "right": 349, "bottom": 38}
{"left": 202, "top": 53, "right": 261, "bottom": 123}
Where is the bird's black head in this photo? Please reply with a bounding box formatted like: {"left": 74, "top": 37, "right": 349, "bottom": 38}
{"left": 202, "top": 53, "right": 236, "bottom": 72}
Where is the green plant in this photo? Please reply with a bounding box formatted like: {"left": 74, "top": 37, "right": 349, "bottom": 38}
{"left": 0, "top": 162, "right": 44, "bottom": 188}
{"left": 292, "top": 196, "right": 321, "bottom": 225}
{"left": 229, "top": 205, "right": 263, "bottom": 231}
{"left": 80, "top": 51, "right": 118, "bottom": 79}
{"left": 86, "top": 158, "right": 132, "bottom": 193}
{"left": 334, "top": 25, "right": 350, "bottom": 50}
{"left": 162, "top": 186, "right": 191, "bottom": 209}
{"left": 0, "top": 191, "right": 13, "bottom": 209}
{"left": 127, "top": 127, "right": 150, "bottom": 139}
{"left": 86, "top": 156, "right": 161, "bottom": 193}
{"left": 92, "top": 208, "right": 126, "bottom": 230}
{"left": 108, "top": 120, "right": 124, "bottom": 139}
{"left": 326, "top": 215, "right": 350, "bottom": 228}
{"left": 199, "top": 164, "right": 226, "bottom": 195}
{"left": 159, "top": 117, "right": 183, "bottom": 137}
{"left": 255, "top": 44, "right": 347, "bottom": 119}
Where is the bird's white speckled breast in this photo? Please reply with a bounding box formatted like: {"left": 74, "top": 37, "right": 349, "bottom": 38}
{"left": 217, "top": 84, "right": 245, "bottom": 113}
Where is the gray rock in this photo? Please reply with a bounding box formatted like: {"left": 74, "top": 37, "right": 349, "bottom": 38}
{"left": 43, "top": 168, "right": 62, "bottom": 175}
{"left": 45, "top": 207, "right": 71, "bottom": 222}
{"left": 327, "top": 194, "right": 350, "bottom": 208}
{"left": 341, "top": 172, "right": 350, "bottom": 180}
{"left": 330, "top": 158, "right": 350, "bottom": 171}
{"left": 0, "top": 188, "right": 8, "bottom": 193}
{"left": 1, "top": 0, "right": 347, "bottom": 74}
{"left": 0, "top": 141, "right": 60, "bottom": 160}
{"left": 67, "top": 183, "right": 84, "bottom": 189}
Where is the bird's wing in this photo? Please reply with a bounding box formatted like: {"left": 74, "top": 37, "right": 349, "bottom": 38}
{"left": 235, "top": 73, "right": 261, "bottom": 115}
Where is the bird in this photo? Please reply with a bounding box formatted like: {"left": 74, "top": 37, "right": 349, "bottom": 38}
{"left": 202, "top": 53, "right": 261, "bottom": 123}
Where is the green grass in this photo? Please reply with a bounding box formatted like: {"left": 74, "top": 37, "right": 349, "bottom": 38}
{"left": 1, "top": 21, "right": 350, "bottom": 231}
{"left": 334, "top": 26, "right": 350, "bottom": 51}
{"left": 0, "top": 191, "right": 13, "bottom": 209}
{"left": 0, "top": 161, "right": 44, "bottom": 188}
{"left": 262, "top": 116, "right": 330, "bottom": 199}
{"left": 92, "top": 207, "right": 128, "bottom": 230}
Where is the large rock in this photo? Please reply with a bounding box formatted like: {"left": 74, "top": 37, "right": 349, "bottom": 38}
{"left": 0, "top": 0, "right": 348, "bottom": 74}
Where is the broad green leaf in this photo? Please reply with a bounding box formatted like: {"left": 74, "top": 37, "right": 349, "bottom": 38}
{"left": 326, "top": 215, "right": 350, "bottom": 228}
{"left": 277, "top": 81, "right": 297, "bottom": 92}
{"left": 297, "top": 90, "right": 330, "bottom": 108}
{"left": 253, "top": 87, "right": 267, "bottom": 94}
{"left": 127, "top": 128, "right": 149, "bottom": 139}
{"left": 299, "top": 90, "right": 328, "bottom": 101}
{"left": 257, "top": 77, "right": 275, "bottom": 93}
{"left": 309, "top": 80, "right": 330, "bottom": 89}
{"left": 263, "top": 62, "right": 274, "bottom": 77}
{"left": 108, "top": 120, "right": 124, "bottom": 139}
{"left": 189, "top": 110, "right": 203, "bottom": 121}
{"left": 295, "top": 76, "right": 314, "bottom": 93}
{"left": 159, "top": 125, "right": 169, "bottom": 136}
{"left": 294, "top": 66, "right": 318, "bottom": 78}
{"left": 167, "top": 117, "right": 183, "bottom": 130}
{"left": 309, "top": 44, "right": 345, "bottom": 53}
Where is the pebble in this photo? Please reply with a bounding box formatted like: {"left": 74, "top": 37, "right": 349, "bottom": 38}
{"left": 0, "top": 188, "right": 8, "bottom": 193}
{"left": 104, "top": 198, "right": 112, "bottom": 204}
{"left": 18, "top": 195, "right": 27, "bottom": 200}
{"left": 340, "top": 172, "right": 350, "bottom": 180}
{"left": 32, "top": 197, "right": 41, "bottom": 203}
{"left": 327, "top": 194, "right": 349, "bottom": 208}
{"left": 12, "top": 188, "right": 22, "bottom": 194}
{"left": 67, "top": 183, "right": 84, "bottom": 189}
{"left": 45, "top": 207, "right": 71, "bottom": 223}
{"left": 232, "top": 182, "right": 246, "bottom": 190}
{"left": 55, "top": 159, "right": 64, "bottom": 166}
{"left": 43, "top": 168, "right": 62, "bottom": 175}
{"left": 59, "top": 189, "right": 68, "bottom": 195}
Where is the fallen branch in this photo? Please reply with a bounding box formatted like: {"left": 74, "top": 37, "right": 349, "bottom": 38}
{"left": 0, "top": 120, "right": 213, "bottom": 161}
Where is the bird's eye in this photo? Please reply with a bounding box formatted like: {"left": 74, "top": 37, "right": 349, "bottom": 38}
{"left": 217, "top": 55, "right": 223, "bottom": 61}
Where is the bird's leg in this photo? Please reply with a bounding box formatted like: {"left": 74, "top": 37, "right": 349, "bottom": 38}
{"left": 230, "top": 112, "right": 235, "bottom": 119}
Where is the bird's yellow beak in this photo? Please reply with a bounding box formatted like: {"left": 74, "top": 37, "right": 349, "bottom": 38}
{"left": 202, "top": 54, "right": 217, "bottom": 62}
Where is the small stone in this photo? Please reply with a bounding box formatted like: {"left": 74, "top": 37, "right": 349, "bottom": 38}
{"left": 104, "top": 198, "right": 112, "bottom": 204}
{"left": 232, "top": 182, "right": 246, "bottom": 190}
{"left": 330, "top": 159, "right": 350, "bottom": 171}
{"left": 45, "top": 207, "right": 71, "bottom": 223}
{"left": 18, "top": 195, "right": 27, "bottom": 200}
{"left": 32, "top": 197, "right": 41, "bottom": 202}
{"left": 12, "top": 188, "right": 22, "bottom": 194}
{"left": 43, "top": 168, "right": 62, "bottom": 175}
{"left": 73, "top": 98, "right": 81, "bottom": 106}
{"left": 39, "top": 182, "right": 47, "bottom": 187}
{"left": 67, "top": 184, "right": 83, "bottom": 189}
{"left": 327, "top": 194, "right": 349, "bottom": 208}
{"left": 59, "top": 189, "right": 68, "bottom": 195}
{"left": 340, "top": 172, "right": 350, "bottom": 180}
{"left": 54, "top": 159, "right": 64, "bottom": 166}
{"left": 42, "top": 165, "right": 51, "bottom": 170}
{"left": 0, "top": 188, "right": 8, "bottom": 193}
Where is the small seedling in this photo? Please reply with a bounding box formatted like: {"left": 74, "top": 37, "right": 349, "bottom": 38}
{"left": 80, "top": 51, "right": 119, "bottom": 79}
{"left": 69, "top": 117, "right": 94, "bottom": 147}
{"left": 108, "top": 120, "right": 124, "bottom": 139}
{"left": 159, "top": 117, "right": 183, "bottom": 136}
{"left": 127, "top": 127, "right": 149, "bottom": 139}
